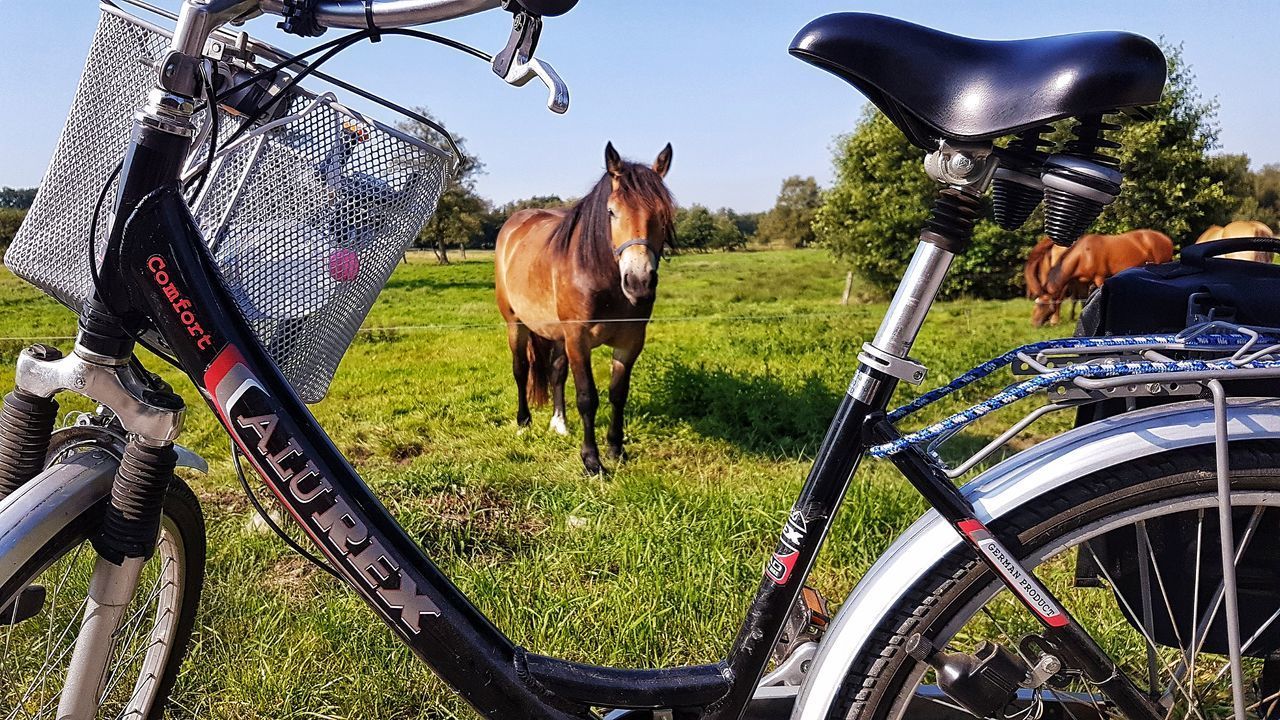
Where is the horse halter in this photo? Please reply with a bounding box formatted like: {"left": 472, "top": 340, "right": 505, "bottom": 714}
{"left": 613, "top": 238, "right": 660, "bottom": 264}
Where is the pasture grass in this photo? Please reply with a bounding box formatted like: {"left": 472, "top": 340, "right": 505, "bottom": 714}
{"left": 0, "top": 249, "right": 1069, "bottom": 718}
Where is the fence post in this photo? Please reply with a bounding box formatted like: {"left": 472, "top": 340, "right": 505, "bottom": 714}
{"left": 841, "top": 271, "right": 853, "bottom": 305}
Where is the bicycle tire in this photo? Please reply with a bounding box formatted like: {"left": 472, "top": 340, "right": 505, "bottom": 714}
{"left": 0, "top": 450, "right": 205, "bottom": 720}
{"left": 829, "top": 440, "right": 1280, "bottom": 720}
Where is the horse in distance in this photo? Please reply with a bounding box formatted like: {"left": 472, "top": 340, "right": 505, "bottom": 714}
{"left": 1025, "top": 236, "right": 1090, "bottom": 326}
{"left": 495, "top": 142, "right": 675, "bottom": 474}
{"left": 1032, "top": 229, "right": 1174, "bottom": 327}
{"left": 1196, "top": 220, "right": 1276, "bottom": 263}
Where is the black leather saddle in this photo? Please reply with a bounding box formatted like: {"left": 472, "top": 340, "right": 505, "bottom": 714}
{"left": 790, "top": 13, "right": 1166, "bottom": 148}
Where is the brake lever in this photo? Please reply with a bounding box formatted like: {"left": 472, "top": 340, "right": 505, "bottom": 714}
{"left": 492, "top": 9, "right": 569, "bottom": 114}
{"left": 501, "top": 56, "right": 569, "bottom": 114}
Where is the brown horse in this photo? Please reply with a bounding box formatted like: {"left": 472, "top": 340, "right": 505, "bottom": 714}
{"left": 1032, "top": 229, "right": 1174, "bottom": 327}
{"left": 1024, "top": 237, "right": 1089, "bottom": 326}
{"left": 495, "top": 142, "right": 675, "bottom": 474}
{"left": 1196, "top": 220, "right": 1275, "bottom": 263}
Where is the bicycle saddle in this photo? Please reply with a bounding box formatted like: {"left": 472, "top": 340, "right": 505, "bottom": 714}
{"left": 790, "top": 13, "right": 1166, "bottom": 148}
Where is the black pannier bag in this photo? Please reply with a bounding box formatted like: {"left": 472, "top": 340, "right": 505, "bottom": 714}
{"left": 1072, "top": 236, "right": 1280, "bottom": 658}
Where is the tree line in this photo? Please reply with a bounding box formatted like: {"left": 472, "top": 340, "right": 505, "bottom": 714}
{"left": 0, "top": 108, "right": 824, "bottom": 261}
{"left": 0, "top": 187, "right": 34, "bottom": 254}
{"left": 395, "top": 107, "right": 825, "bottom": 262}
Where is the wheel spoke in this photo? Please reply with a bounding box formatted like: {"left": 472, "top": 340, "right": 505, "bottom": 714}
{"left": 3, "top": 527, "right": 186, "bottom": 720}
{"left": 1079, "top": 541, "right": 1204, "bottom": 719}
{"left": 1133, "top": 527, "right": 1161, "bottom": 694}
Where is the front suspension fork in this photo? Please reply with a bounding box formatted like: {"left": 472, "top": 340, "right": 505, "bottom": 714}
{"left": 4, "top": 304, "right": 186, "bottom": 718}
{"left": 868, "top": 416, "right": 1163, "bottom": 720}
{"left": 0, "top": 351, "right": 60, "bottom": 502}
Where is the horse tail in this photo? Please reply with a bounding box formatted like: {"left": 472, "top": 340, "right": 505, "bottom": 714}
{"left": 526, "top": 335, "right": 553, "bottom": 407}
{"left": 1025, "top": 238, "right": 1053, "bottom": 298}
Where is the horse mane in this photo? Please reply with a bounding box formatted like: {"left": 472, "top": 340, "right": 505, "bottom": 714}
{"left": 549, "top": 161, "right": 676, "bottom": 272}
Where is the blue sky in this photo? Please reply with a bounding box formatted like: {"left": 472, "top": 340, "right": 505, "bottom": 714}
{"left": 0, "top": 1, "right": 1276, "bottom": 211}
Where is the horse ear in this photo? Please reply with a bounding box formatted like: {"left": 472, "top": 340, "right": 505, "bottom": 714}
{"left": 653, "top": 143, "right": 673, "bottom": 178}
{"left": 605, "top": 142, "right": 624, "bottom": 176}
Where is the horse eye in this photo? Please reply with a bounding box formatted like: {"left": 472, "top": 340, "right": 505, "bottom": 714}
{"left": 608, "top": 208, "right": 618, "bottom": 218}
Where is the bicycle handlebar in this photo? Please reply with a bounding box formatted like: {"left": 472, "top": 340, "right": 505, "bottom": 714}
{"left": 258, "top": 0, "right": 504, "bottom": 30}
{"left": 169, "top": 0, "right": 570, "bottom": 113}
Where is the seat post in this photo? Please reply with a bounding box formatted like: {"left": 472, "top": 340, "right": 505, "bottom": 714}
{"left": 849, "top": 144, "right": 995, "bottom": 405}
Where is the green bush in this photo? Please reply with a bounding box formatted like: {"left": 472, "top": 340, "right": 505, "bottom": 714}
{"left": 675, "top": 205, "right": 746, "bottom": 251}
{"left": 0, "top": 208, "right": 26, "bottom": 257}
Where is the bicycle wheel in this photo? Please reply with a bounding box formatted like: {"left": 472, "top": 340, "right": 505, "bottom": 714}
{"left": 0, "top": 450, "right": 205, "bottom": 720}
{"left": 832, "top": 441, "right": 1280, "bottom": 720}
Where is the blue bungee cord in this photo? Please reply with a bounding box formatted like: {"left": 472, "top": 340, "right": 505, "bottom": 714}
{"left": 873, "top": 332, "right": 1280, "bottom": 459}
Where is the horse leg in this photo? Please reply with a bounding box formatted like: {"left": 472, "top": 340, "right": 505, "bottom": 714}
{"left": 606, "top": 345, "right": 641, "bottom": 461}
{"left": 507, "top": 322, "right": 532, "bottom": 428}
{"left": 548, "top": 341, "right": 569, "bottom": 436}
{"left": 565, "top": 333, "right": 603, "bottom": 475}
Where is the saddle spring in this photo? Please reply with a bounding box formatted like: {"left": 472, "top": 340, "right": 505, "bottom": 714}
{"left": 1041, "top": 114, "right": 1125, "bottom": 247}
{"left": 991, "top": 125, "right": 1053, "bottom": 232}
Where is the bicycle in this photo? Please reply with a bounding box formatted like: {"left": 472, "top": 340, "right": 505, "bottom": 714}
{"left": 2, "top": 2, "right": 1280, "bottom": 719}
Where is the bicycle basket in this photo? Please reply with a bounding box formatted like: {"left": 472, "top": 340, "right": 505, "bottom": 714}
{"left": 5, "top": 4, "right": 450, "bottom": 403}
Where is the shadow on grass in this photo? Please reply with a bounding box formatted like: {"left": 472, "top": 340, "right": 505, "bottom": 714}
{"left": 635, "top": 360, "right": 840, "bottom": 458}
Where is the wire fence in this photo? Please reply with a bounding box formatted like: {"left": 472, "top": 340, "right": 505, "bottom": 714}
{"left": 0, "top": 309, "right": 872, "bottom": 345}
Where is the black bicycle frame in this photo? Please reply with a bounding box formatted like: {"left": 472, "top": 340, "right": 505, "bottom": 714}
{"left": 97, "top": 81, "right": 1163, "bottom": 720}
{"left": 94, "top": 113, "right": 892, "bottom": 719}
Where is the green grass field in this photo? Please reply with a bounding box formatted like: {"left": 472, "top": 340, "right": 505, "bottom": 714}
{"left": 0, "top": 249, "right": 1069, "bottom": 718}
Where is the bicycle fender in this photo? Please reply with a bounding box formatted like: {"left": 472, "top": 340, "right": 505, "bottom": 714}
{"left": 792, "top": 397, "right": 1280, "bottom": 720}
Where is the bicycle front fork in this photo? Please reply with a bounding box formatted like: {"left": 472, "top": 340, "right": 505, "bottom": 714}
{"left": 0, "top": 298, "right": 186, "bottom": 717}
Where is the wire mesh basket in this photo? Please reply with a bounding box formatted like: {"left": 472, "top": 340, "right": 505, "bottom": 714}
{"left": 5, "top": 4, "right": 450, "bottom": 402}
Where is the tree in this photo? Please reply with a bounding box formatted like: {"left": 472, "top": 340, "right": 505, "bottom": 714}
{"left": 476, "top": 195, "right": 575, "bottom": 248}
{"left": 396, "top": 107, "right": 488, "bottom": 264}
{"left": 718, "top": 208, "right": 763, "bottom": 240}
{"left": 814, "top": 44, "right": 1249, "bottom": 299}
{"left": 499, "top": 195, "right": 571, "bottom": 214}
{"left": 756, "top": 176, "right": 822, "bottom": 248}
{"left": 676, "top": 205, "right": 717, "bottom": 251}
{"left": 709, "top": 210, "right": 747, "bottom": 251}
{"left": 0, "top": 208, "right": 26, "bottom": 254}
{"left": 0, "top": 188, "right": 37, "bottom": 210}
{"left": 1093, "top": 44, "right": 1247, "bottom": 244}
{"left": 1237, "top": 163, "right": 1280, "bottom": 229}
{"left": 675, "top": 205, "right": 747, "bottom": 252}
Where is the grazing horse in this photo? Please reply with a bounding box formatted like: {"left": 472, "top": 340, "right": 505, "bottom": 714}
{"left": 1196, "top": 220, "right": 1276, "bottom": 263}
{"left": 495, "top": 143, "right": 675, "bottom": 474}
{"left": 1032, "top": 229, "right": 1174, "bottom": 327}
{"left": 1024, "top": 237, "right": 1090, "bottom": 326}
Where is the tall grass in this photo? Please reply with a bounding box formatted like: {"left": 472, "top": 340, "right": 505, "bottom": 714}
{"left": 0, "top": 249, "right": 1065, "bottom": 718}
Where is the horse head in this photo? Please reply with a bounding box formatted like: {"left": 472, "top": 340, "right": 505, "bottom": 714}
{"left": 1031, "top": 294, "right": 1062, "bottom": 327}
{"left": 603, "top": 142, "right": 675, "bottom": 305}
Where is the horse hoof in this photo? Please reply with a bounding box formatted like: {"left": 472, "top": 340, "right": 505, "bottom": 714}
{"left": 549, "top": 414, "right": 569, "bottom": 436}
{"left": 607, "top": 445, "right": 627, "bottom": 462}
{"left": 582, "top": 456, "right": 605, "bottom": 476}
